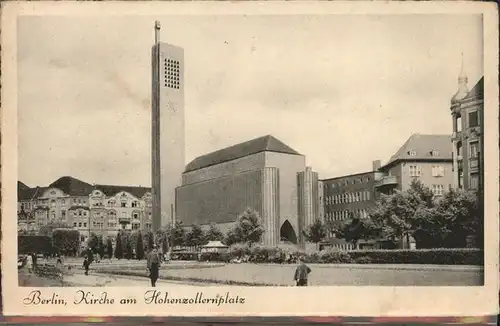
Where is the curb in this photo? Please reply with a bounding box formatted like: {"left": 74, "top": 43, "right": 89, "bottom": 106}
{"left": 253, "top": 263, "right": 483, "bottom": 272}
{"left": 95, "top": 270, "right": 282, "bottom": 287}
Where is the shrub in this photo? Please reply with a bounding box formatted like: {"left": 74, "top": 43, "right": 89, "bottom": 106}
{"left": 228, "top": 243, "right": 251, "bottom": 259}
{"left": 317, "top": 248, "right": 351, "bottom": 264}
{"left": 200, "top": 252, "right": 230, "bottom": 262}
{"left": 354, "top": 256, "right": 373, "bottom": 264}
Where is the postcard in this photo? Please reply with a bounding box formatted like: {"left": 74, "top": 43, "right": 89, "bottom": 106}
{"left": 1, "top": 0, "right": 498, "bottom": 317}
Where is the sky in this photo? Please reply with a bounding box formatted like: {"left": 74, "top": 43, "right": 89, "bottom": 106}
{"left": 17, "top": 14, "right": 484, "bottom": 187}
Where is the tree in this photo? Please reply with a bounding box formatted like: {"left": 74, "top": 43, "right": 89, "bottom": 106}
{"left": 155, "top": 226, "right": 170, "bottom": 253}
{"left": 88, "top": 233, "right": 99, "bottom": 252}
{"left": 204, "top": 223, "right": 225, "bottom": 243}
{"left": 52, "top": 229, "right": 80, "bottom": 256}
{"left": 370, "top": 180, "right": 433, "bottom": 248}
{"left": 97, "top": 235, "right": 105, "bottom": 258}
{"left": 333, "top": 213, "right": 379, "bottom": 248}
{"left": 302, "top": 219, "right": 327, "bottom": 250}
{"left": 106, "top": 237, "right": 113, "bottom": 259}
{"left": 224, "top": 229, "right": 239, "bottom": 246}
{"left": 128, "top": 231, "right": 138, "bottom": 251}
{"left": 169, "top": 221, "right": 186, "bottom": 248}
{"left": 125, "top": 241, "right": 134, "bottom": 260}
{"left": 144, "top": 231, "right": 155, "bottom": 252}
{"left": 114, "top": 232, "right": 123, "bottom": 259}
{"left": 185, "top": 225, "right": 205, "bottom": 248}
{"left": 370, "top": 179, "right": 482, "bottom": 249}
{"left": 136, "top": 231, "right": 145, "bottom": 260}
{"left": 434, "top": 188, "right": 482, "bottom": 248}
{"left": 38, "top": 221, "right": 72, "bottom": 237}
{"left": 227, "top": 208, "right": 265, "bottom": 246}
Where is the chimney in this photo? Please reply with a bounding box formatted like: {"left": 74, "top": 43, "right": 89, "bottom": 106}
{"left": 372, "top": 160, "right": 381, "bottom": 171}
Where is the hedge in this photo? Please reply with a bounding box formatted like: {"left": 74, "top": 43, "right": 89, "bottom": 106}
{"left": 18, "top": 235, "right": 53, "bottom": 254}
{"left": 139, "top": 244, "right": 482, "bottom": 265}
{"left": 219, "top": 245, "right": 482, "bottom": 265}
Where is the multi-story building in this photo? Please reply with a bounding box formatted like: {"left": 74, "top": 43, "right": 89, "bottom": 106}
{"left": 320, "top": 134, "right": 453, "bottom": 250}
{"left": 375, "top": 134, "right": 453, "bottom": 196}
{"left": 176, "top": 135, "right": 320, "bottom": 248}
{"left": 319, "top": 164, "right": 384, "bottom": 250}
{"left": 321, "top": 167, "right": 382, "bottom": 226}
{"left": 17, "top": 182, "right": 39, "bottom": 232}
{"left": 450, "top": 65, "right": 484, "bottom": 191}
{"left": 17, "top": 176, "right": 153, "bottom": 243}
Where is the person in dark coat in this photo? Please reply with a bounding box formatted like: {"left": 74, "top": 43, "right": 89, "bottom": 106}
{"left": 83, "top": 256, "right": 90, "bottom": 275}
{"left": 31, "top": 252, "right": 38, "bottom": 271}
{"left": 147, "top": 246, "right": 161, "bottom": 287}
{"left": 294, "top": 258, "right": 311, "bottom": 286}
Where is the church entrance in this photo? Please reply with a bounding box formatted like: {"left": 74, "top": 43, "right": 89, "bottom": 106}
{"left": 280, "top": 220, "right": 298, "bottom": 244}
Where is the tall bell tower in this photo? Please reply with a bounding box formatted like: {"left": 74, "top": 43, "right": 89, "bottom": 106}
{"left": 151, "top": 21, "right": 185, "bottom": 232}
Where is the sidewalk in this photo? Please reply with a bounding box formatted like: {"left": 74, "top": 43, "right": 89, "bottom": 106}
{"left": 63, "top": 271, "right": 204, "bottom": 288}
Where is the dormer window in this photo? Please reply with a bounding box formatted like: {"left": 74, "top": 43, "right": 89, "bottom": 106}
{"left": 430, "top": 150, "right": 439, "bottom": 157}
{"left": 408, "top": 150, "right": 417, "bottom": 156}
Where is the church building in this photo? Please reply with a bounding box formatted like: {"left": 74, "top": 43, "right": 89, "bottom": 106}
{"left": 175, "top": 135, "right": 320, "bottom": 247}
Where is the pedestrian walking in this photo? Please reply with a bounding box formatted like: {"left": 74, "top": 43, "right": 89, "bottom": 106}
{"left": 294, "top": 258, "right": 311, "bottom": 286}
{"left": 26, "top": 254, "right": 34, "bottom": 273}
{"left": 56, "top": 253, "right": 63, "bottom": 268}
{"left": 83, "top": 256, "right": 90, "bottom": 275}
{"left": 147, "top": 245, "right": 161, "bottom": 287}
{"left": 31, "top": 252, "right": 38, "bottom": 271}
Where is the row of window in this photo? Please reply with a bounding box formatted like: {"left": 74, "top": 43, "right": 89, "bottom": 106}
{"left": 324, "top": 191, "right": 371, "bottom": 205}
{"left": 324, "top": 209, "right": 369, "bottom": 222}
{"left": 72, "top": 221, "right": 152, "bottom": 230}
{"left": 68, "top": 210, "right": 146, "bottom": 218}
{"left": 323, "top": 176, "right": 373, "bottom": 189}
{"left": 409, "top": 165, "right": 445, "bottom": 178}
{"left": 407, "top": 150, "right": 440, "bottom": 157}
{"left": 33, "top": 198, "right": 145, "bottom": 208}
{"left": 35, "top": 210, "right": 151, "bottom": 222}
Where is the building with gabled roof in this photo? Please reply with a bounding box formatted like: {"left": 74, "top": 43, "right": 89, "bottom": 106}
{"left": 48, "top": 176, "right": 94, "bottom": 197}
{"left": 374, "top": 133, "right": 453, "bottom": 196}
{"left": 184, "top": 135, "right": 302, "bottom": 172}
{"left": 93, "top": 184, "right": 151, "bottom": 199}
{"left": 17, "top": 176, "right": 153, "bottom": 241}
{"left": 177, "top": 135, "right": 319, "bottom": 248}
{"left": 383, "top": 134, "right": 453, "bottom": 168}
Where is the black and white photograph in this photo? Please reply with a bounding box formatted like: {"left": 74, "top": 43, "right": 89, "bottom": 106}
{"left": 1, "top": 0, "right": 498, "bottom": 318}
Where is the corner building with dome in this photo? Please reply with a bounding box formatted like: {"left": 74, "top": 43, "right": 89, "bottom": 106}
{"left": 175, "top": 135, "right": 320, "bottom": 247}
{"left": 449, "top": 59, "right": 484, "bottom": 191}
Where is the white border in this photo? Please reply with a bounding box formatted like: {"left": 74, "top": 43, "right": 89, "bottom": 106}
{"left": 1, "top": 1, "right": 498, "bottom": 317}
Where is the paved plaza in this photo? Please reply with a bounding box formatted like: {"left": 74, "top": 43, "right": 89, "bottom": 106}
{"left": 19, "top": 258, "right": 483, "bottom": 287}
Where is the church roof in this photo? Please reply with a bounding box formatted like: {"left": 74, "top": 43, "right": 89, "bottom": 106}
{"left": 185, "top": 135, "right": 302, "bottom": 172}
{"left": 381, "top": 134, "right": 452, "bottom": 169}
